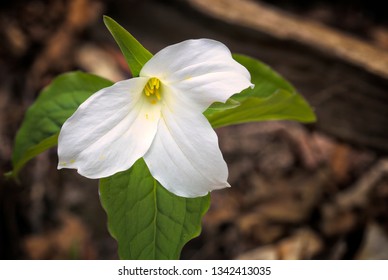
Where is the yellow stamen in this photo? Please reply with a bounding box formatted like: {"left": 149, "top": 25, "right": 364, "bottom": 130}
{"left": 155, "top": 90, "right": 161, "bottom": 100}
{"left": 143, "top": 77, "right": 162, "bottom": 104}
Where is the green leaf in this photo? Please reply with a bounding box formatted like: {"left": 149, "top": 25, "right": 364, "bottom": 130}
{"left": 99, "top": 158, "right": 210, "bottom": 260}
{"left": 7, "top": 133, "right": 58, "bottom": 179}
{"left": 103, "top": 16, "right": 153, "bottom": 77}
{"left": 205, "top": 98, "right": 241, "bottom": 114}
{"left": 204, "top": 54, "right": 316, "bottom": 128}
{"left": 10, "top": 71, "right": 113, "bottom": 177}
{"left": 207, "top": 89, "right": 315, "bottom": 128}
{"left": 100, "top": 20, "right": 211, "bottom": 259}
{"left": 232, "top": 54, "right": 297, "bottom": 100}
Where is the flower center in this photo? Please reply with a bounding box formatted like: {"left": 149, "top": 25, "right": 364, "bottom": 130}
{"left": 144, "top": 77, "right": 161, "bottom": 104}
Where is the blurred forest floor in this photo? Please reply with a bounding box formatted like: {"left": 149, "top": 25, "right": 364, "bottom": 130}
{"left": 0, "top": 0, "right": 388, "bottom": 259}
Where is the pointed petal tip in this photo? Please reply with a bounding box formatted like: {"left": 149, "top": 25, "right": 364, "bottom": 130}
{"left": 177, "top": 181, "right": 231, "bottom": 198}
{"left": 157, "top": 180, "right": 231, "bottom": 198}
{"left": 213, "top": 181, "right": 231, "bottom": 191}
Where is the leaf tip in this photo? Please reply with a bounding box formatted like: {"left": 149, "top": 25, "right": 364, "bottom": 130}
{"left": 307, "top": 112, "right": 318, "bottom": 123}
{"left": 103, "top": 15, "right": 117, "bottom": 30}
{"left": 3, "top": 170, "right": 20, "bottom": 183}
{"left": 3, "top": 170, "right": 14, "bottom": 179}
{"left": 103, "top": 15, "right": 112, "bottom": 23}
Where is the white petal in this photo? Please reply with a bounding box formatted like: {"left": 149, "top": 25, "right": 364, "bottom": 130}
{"left": 140, "top": 39, "right": 253, "bottom": 111}
{"left": 143, "top": 103, "right": 230, "bottom": 198}
{"left": 58, "top": 77, "right": 161, "bottom": 178}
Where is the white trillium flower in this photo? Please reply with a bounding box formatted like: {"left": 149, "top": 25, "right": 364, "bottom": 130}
{"left": 58, "top": 39, "right": 253, "bottom": 198}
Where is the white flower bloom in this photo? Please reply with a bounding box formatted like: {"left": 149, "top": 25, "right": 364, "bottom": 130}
{"left": 58, "top": 39, "right": 253, "bottom": 197}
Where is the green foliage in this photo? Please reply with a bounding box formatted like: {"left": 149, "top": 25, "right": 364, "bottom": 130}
{"left": 8, "top": 17, "right": 317, "bottom": 260}
{"left": 233, "top": 54, "right": 296, "bottom": 99}
{"left": 101, "top": 17, "right": 211, "bottom": 260}
{"left": 10, "top": 72, "right": 113, "bottom": 178}
{"left": 103, "top": 16, "right": 152, "bottom": 77}
{"left": 205, "top": 54, "right": 316, "bottom": 128}
{"left": 100, "top": 159, "right": 210, "bottom": 260}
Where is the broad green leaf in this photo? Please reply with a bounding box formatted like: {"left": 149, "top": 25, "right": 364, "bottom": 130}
{"left": 6, "top": 133, "right": 58, "bottom": 179}
{"left": 100, "top": 20, "right": 211, "bottom": 260}
{"left": 207, "top": 89, "right": 315, "bottom": 128}
{"left": 232, "top": 54, "right": 296, "bottom": 100}
{"left": 204, "top": 54, "right": 316, "bottom": 127}
{"left": 99, "top": 158, "right": 210, "bottom": 260}
{"left": 10, "top": 71, "right": 113, "bottom": 177}
{"left": 103, "top": 16, "right": 153, "bottom": 77}
{"left": 205, "top": 98, "right": 240, "bottom": 114}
